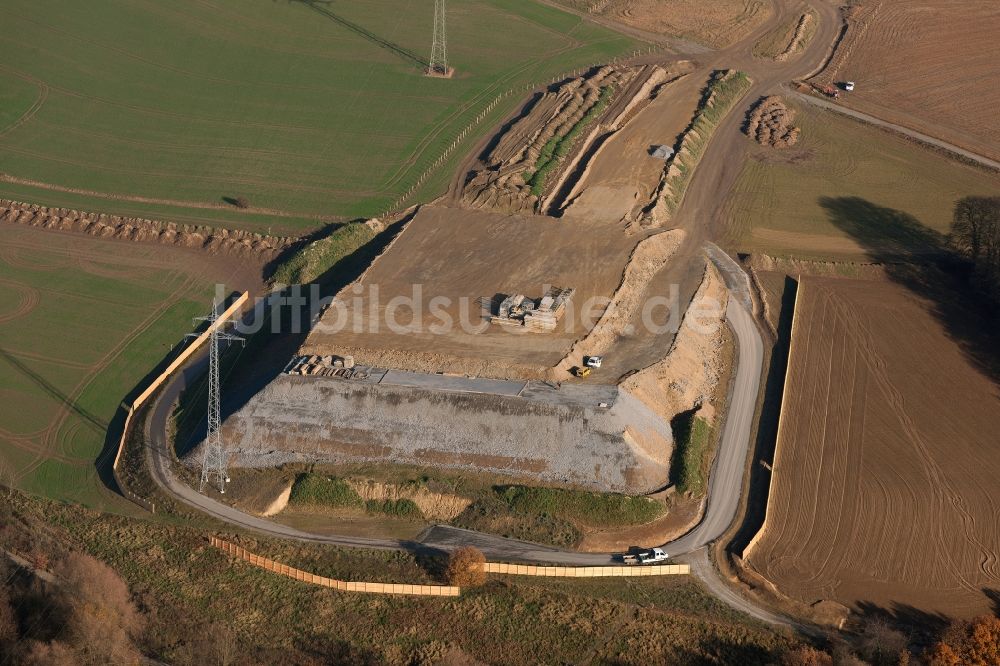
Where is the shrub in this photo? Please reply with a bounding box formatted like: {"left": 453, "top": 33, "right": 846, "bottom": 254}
{"left": 444, "top": 546, "right": 486, "bottom": 587}
{"left": 365, "top": 498, "right": 422, "bottom": 519}
{"left": 271, "top": 222, "right": 376, "bottom": 285}
{"left": 288, "top": 474, "right": 363, "bottom": 508}
{"left": 781, "top": 646, "right": 833, "bottom": 666}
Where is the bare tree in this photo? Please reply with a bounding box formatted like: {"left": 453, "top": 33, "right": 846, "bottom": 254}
{"left": 952, "top": 196, "right": 1000, "bottom": 301}
{"left": 56, "top": 553, "right": 143, "bottom": 665}
{"left": 858, "top": 618, "right": 908, "bottom": 666}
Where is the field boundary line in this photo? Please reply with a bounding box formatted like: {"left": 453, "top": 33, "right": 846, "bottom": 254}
{"left": 111, "top": 293, "right": 249, "bottom": 512}
{"left": 209, "top": 536, "right": 461, "bottom": 596}
{"left": 741, "top": 276, "right": 802, "bottom": 560}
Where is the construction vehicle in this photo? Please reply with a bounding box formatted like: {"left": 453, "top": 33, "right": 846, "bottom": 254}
{"left": 617, "top": 548, "right": 669, "bottom": 566}
{"left": 574, "top": 366, "right": 591, "bottom": 378}
{"left": 818, "top": 84, "right": 840, "bottom": 99}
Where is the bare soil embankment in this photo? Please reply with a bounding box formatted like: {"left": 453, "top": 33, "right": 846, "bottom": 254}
{"left": 555, "top": 229, "right": 685, "bottom": 378}
{"left": 462, "top": 65, "right": 654, "bottom": 215}
{"left": 620, "top": 258, "right": 729, "bottom": 424}
{"left": 0, "top": 199, "right": 293, "bottom": 262}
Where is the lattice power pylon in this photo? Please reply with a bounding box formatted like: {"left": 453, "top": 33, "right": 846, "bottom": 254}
{"left": 195, "top": 302, "right": 244, "bottom": 494}
{"left": 427, "top": 0, "right": 450, "bottom": 77}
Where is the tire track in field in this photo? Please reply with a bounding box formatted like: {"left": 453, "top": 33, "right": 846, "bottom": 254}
{"left": 828, "top": 289, "right": 990, "bottom": 595}
{"left": 0, "top": 148, "right": 376, "bottom": 198}
{"left": 0, "top": 279, "right": 39, "bottom": 325}
{"left": 0, "top": 67, "right": 49, "bottom": 140}
{"left": 378, "top": 39, "right": 585, "bottom": 194}
{"left": 14, "top": 270, "right": 202, "bottom": 482}
{"left": 5, "top": 11, "right": 436, "bottom": 97}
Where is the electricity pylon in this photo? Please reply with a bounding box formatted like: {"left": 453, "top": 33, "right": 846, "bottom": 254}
{"left": 193, "top": 301, "right": 244, "bottom": 494}
{"left": 428, "top": 0, "right": 449, "bottom": 76}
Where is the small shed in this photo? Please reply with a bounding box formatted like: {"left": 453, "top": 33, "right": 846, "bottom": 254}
{"left": 651, "top": 145, "right": 674, "bottom": 160}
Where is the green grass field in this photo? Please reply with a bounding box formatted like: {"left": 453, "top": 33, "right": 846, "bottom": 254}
{"left": 0, "top": 224, "right": 248, "bottom": 507}
{"left": 723, "top": 102, "right": 1000, "bottom": 260}
{"left": 0, "top": 0, "right": 637, "bottom": 234}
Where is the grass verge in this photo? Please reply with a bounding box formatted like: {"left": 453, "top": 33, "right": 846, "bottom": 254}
{"left": 0, "top": 489, "right": 802, "bottom": 664}
{"left": 288, "top": 473, "right": 423, "bottom": 520}
{"left": 270, "top": 222, "right": 377, "bottom": 285}
{"left": 669, "top": 411, "right": 713, "bottom": 496}
{"left": 452, "top": 484, "right": 666, "bottom": 547}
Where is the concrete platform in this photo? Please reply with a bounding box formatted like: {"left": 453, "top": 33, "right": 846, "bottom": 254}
{"left": 213, "top": 372, "right": 673, "bottom": 494}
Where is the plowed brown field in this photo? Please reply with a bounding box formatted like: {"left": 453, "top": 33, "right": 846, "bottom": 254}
{"left": 747, "top": 276, "right": 1000, "bottom": 616}
{"left": 552, "top": 0, "right": 772, "bottom": 48}
{"left": 819, "top": 0, "right": 1000, "bottom": 161}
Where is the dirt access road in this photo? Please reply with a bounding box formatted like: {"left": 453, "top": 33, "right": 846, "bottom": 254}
{"left": 139, "top": 0, "right": 845, "bottom": 627}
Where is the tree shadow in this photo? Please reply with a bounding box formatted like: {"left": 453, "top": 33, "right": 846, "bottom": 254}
{"left": 819, "top": 196, "right": 1000, "bottom": 387}
{"left": 283, "top": 0, "right": 428, "bottom": 69}
{"left": 172, "top": 214, "right": 413, "bottom": 459}
{"left": 854, "top": 600, "right": 952, "bottom": 644}
{"left": 985, "top": 587, "right": 1000, "bottom": 616}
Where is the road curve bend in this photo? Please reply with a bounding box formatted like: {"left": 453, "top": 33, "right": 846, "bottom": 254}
{"left": 146, "top": 244, "right": 763, "bottom": 561}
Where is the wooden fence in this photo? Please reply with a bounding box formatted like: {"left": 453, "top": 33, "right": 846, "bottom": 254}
{"left": 483, "top": 562, "right": 690, "bottom": 577}
{"left": 210, "top": 537, "right": 461, "bottom": 597}
{"left": 111, "top": 293, "right": 250, "bottom": 512}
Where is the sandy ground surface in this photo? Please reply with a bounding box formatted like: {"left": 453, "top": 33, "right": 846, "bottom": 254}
{"left": 555, "top": 229, "right": 685, "bottom": 378}
{"left": 621, "top": 258, "right": 729, "bottom": 423}
{"left": 746, "top": 276, "right": 1000, "bottom": 616}
{"left": 302, "top": 205, "right": 639, "bottom": 378}
{"left": 816, "top": 0, "right": 1000, "bottom": 162}
{"left": 561, "top": 72, "right": 704, "bottom": 223}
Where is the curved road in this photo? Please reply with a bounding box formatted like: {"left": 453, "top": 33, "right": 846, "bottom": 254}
{"left": 140, "top": 0, "right": 853, "bottom": 627}
{"left": 146, "top": 244, "right": 762, "bottom": 565}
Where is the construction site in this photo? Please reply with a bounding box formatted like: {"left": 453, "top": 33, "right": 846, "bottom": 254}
{"left": 192, "top": 60, "right": 735, "bottom": 496}
{"left": 10, "top": 0, "right": 1000, "bottom": 661}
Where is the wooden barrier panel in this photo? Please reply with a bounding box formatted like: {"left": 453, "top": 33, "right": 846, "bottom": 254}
{"left": 209, "top": 537, "right": 461, "bottom": 597}
{"left": 481, "top": 562, "right": 690, "bottom": 577}
{"left": 111, "top": 293, "right": 250, "bottom": 512}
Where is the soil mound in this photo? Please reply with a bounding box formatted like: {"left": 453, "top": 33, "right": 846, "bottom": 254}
{"left": 462, "top": 66, "right": 638, "bottom": 214}
{"left": 745, "top": 97, "right": 800, "bottom": 148}
{"left": 0, "top": 199, "right": 294, "bottom": 261}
